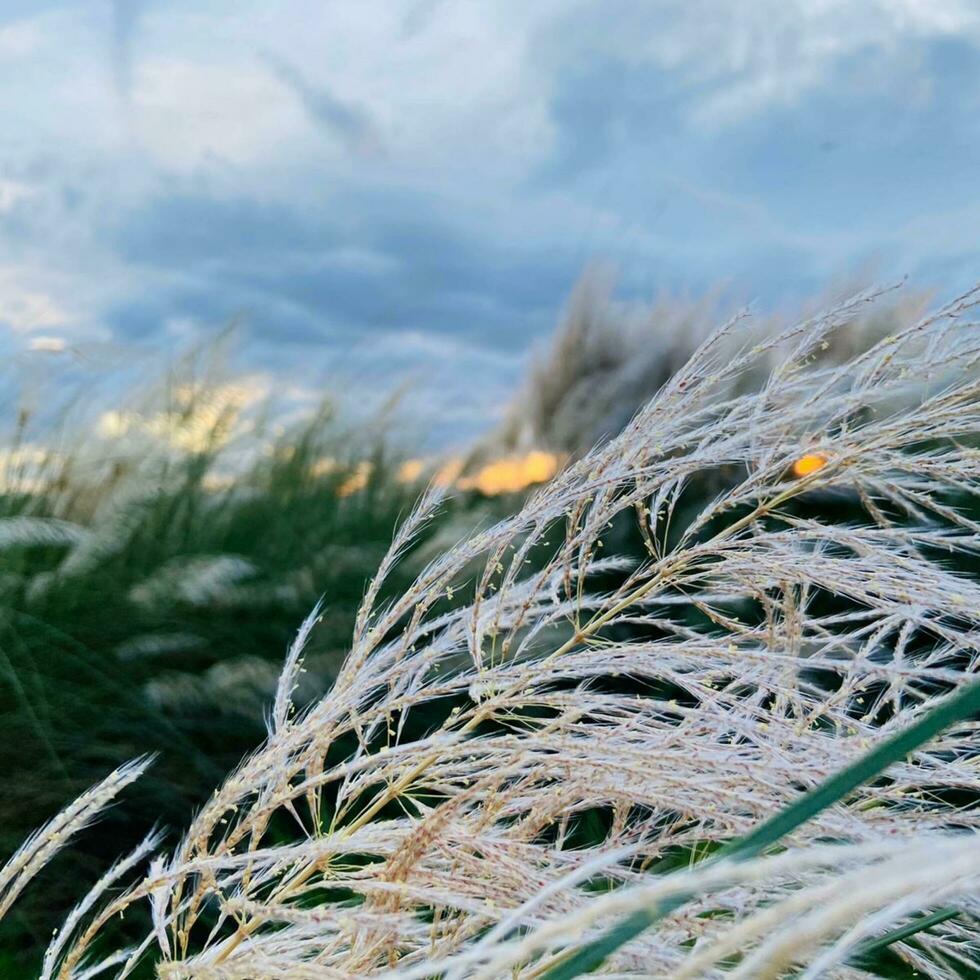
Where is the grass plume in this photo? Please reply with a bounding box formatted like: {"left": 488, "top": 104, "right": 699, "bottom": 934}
{"left": 4, "top": 283, "right": 980, "bottom": 977}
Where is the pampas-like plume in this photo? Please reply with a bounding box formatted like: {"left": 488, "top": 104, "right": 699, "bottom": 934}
{"left": 0, "top": 758, "right": 151, "bottom": 922}
{"left": 129, "top": 555, "right": 259, "bottom": 608}
{"left": 6, "top": 284, "right": 980, "bottom": 978}
{"left": 0, "top": 516, "right": 91, "bottom": 550}
{"left": 487, "top": 268, "right": 933, "bottom": 457}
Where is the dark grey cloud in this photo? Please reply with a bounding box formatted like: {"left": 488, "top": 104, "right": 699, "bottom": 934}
{"left": 114, "top": 190, "right": 344, "bottom": 267}
{"left": 110, "top": 0, "right": 147, "bottom": 107}
{"left": 531, "top": 56, "right": 690, "bottom": 187}
{"left": 263, "top": 53, "right": 382, "bottom": 157}
{"left": 107, "top": 183, "right": 581, "bottom": 361}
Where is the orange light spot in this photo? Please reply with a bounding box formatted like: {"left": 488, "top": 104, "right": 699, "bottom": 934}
{"left": 337, "top": 460, "right": 372, "bottom": 497}
{"left": 397, "top": 458, "right": 425, "bottom": 483}
{"left": 457, "top": 450, "right": 561, "bottom": 496}
{"left": 792, "top": 453, "right": 828, "bottom": 478}
{"left": 433, "top": 457, "right": 465, "bottom": 488}
{"left": 393, "top": 451, "right": 563, "bottom": 496}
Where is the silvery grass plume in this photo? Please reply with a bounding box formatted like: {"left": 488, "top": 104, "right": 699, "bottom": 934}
{"left": 5, "top": 284, "right": 980, "bottom": 978}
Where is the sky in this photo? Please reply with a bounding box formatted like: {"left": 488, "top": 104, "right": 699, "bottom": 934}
{"left": 2, "top": 0, "right": 980, "bottom": 445}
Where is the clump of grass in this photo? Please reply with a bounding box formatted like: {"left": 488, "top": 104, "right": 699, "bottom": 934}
{"left": 5, "top": 283, "right": 980, "bottom": 978}
{"left": 488, "top": 267, "right": 933, "bottom": 457}
{"left": 0, "top": 351, "right": 457, "bottom": 965}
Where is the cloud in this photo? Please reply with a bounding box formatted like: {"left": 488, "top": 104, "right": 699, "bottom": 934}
{"left": 0, "top": 0, "right": 980, "bottom": 444}
{"left": 525, "top": 2, "right": 980, "bottom": 295}
{"left": 128, "top": 58, "right": 304, "bottom": 170}
{"left": 399, "top": 0, "right": 448, "bottom": 39}
{"left": 0, "top": 179, "right": 35, "bottom": 212}
{"left": 0, "top": 2, "right": 71, "bottom": 28}
{"left": 542, "top": 0, "right": 980, "bottom": 127}
{"left": 529, "top": 55, "right": 687, "bottom": 185}
{"left": 0, "top": 18, "right": 41, "bottom": 56}
{"left": 110, "top": 0, "right": 147, "bottom": 108}
{"left": 28, "top": 334, "right": 66, "bottom": 352}
{"left": 108, "top": 183, "right": 580, "bottom": 350}
{"left": 263, "top": 52, "right": 383, "bottom": 157}
{"left": 0, "top": 267, "right": 68, "bottom": 333}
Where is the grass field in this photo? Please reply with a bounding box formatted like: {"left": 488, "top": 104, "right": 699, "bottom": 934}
{"left": 2, "top": 283, "right": 980, "bottom": 978}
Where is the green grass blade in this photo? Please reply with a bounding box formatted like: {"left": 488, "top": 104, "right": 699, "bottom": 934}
{"left": 536, "top": 910, "right": 663, "bottom": 980}
{"left": 538, "top": 678, "right": 980, "bottom": 979}
{"left": 850, "top": 906, "right": 960, "bottom": 965}
{"left": 714, "top": 678, "right": 980, "bottom": 863}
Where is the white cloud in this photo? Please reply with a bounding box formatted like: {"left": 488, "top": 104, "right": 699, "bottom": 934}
{"left": 0, "top": 269, "right": 68, "bottom": 333}
{"left": 0, "top": 19, "right": 41, "bottom": 58}
{"left": 130, "top": 58, "right": 307, "bottom": 170}
{"left": 0, "top": 179, "right": 34, "bottom": 212}
{"left": 28, "top": 335, "right": 66, "bottom": 352}
{"left": 145, "top": 0, "right": 560, "bottom": 183}
{"left": 552, "top": 0, "right": 980, "bottom": 126}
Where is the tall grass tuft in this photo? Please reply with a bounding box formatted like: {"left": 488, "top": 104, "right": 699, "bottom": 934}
{"left": 488, "top": 268, "right": 933, "bottom": 457}
{"left": 4, "top": 284, "right": 980, "bottom": 977}
{"left": 0, "top": 353, "right": 456, "bottom": 965}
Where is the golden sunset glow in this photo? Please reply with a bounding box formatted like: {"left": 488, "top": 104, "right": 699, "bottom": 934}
{"left": 397, "top": 458, "right": 425, "bottom": 483}
{"left": 389, "top": 450, "right": 563, "bottom": 497}
{"left": 137, "top": 436, "right": 563, "bottom": 500}
{"left": 432, "top": 457, "right": 465, "bottom": 488}
{"left": 337, "top": 460, "right": 372, "bottom": 497}
{"left": 310, "top": 456, "right": 339, "bottom": 478}
{"left": 457, "top": 450, "right": 561, "bottom": 495}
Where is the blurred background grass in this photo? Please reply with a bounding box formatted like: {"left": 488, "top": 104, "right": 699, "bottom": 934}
{"left": 0, "top": 274, "right": 941, "bottom": 973}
